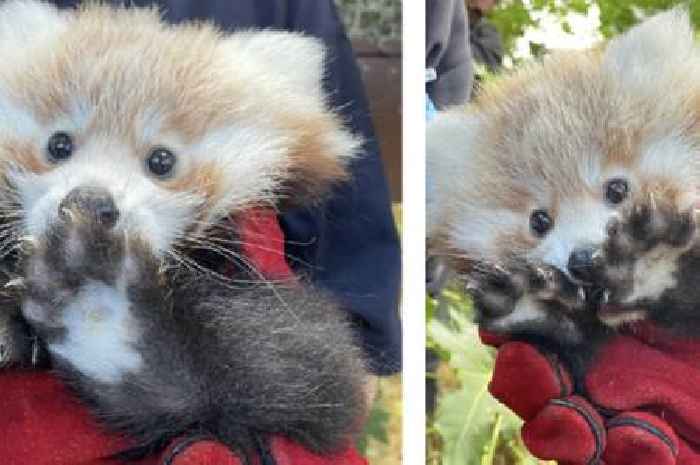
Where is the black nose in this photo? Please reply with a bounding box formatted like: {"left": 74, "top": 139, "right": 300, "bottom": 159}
{"left": 58, "top": 186, "right": 119, "bottom": 228}
{"left": 567, "top": 247, "right": 595, "bottom": 283}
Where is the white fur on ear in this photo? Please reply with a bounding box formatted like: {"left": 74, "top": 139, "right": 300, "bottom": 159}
{"left": 426, "top": 110, "right": 481, "bottom": 239}
{"left": 225, "top": 31, "right": 327, "bottom": 100}
{"left": 602, "top": 8, "right": 698, "bottom": 89}
{"left": 0, "top": 0, "right": 67, "bottom": 56}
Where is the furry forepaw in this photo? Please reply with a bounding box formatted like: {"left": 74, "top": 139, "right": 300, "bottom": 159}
{"left": 29, "top": 208, "right": 125, "bottom": 289}
{"left": 0, "top": 310, "right": 36, "bottom": 367}
{"left": 605, "top": 198, "right": 695, "bottom": 258}
{"left": 21, "top": 210, "right": 158, "bottom": 382}
{"left": 20, "top": 198, "right": 146, "bottom": 331}
{"left": 468, "top": 261, "right": 584, "bottom": 322}
{"left": 592, "top": 195, "right": 697, "bottom": 311}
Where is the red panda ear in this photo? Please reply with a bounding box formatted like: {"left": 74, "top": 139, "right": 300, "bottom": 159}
{"left": 277, "top": 111, "right": 361, "bottom": 207}
{"left": 602, "top": 8, "right": 697, "bottom": 87}
{"left": 221, "top": 31, "right": 361, "bottom": 208}
{"left": 0, "top": 1, "right": 67, "bottom": 57}
{"left": 426, "top": 111, "right": 482, "bottom": 241}
{"left": 224, "top": 31, "right": 328, "bottom": 101}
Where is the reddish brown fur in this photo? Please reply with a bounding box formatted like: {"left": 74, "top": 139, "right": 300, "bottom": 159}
{"left": 0, "top": 140, "right": 50, "bottom": 174}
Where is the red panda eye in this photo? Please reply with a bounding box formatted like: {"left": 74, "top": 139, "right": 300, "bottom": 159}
{"left": 47, "top": 132, "right": 73, "bottom": 162}
{"left": 530, "top": 209, "right": 553, "bottom": 237}
{"left": 146, "top": 147, "right": 176, "bottom": 178}
{"left": 605, "top": 178, "right": 629, "bottom": 205}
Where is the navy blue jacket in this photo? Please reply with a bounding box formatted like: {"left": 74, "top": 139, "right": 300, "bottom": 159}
{"left": 52, "top": 0, "right": 402, "bottom": 375}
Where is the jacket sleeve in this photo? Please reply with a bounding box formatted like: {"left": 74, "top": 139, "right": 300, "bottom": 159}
{"left": 426, "top": 0, "right": 473, "bottom": 108}
{"left": 470, "top": 19, "right": 504, "bottom": 72}
{"left": 280, "top": 0, "right": 402, "bottom": 375}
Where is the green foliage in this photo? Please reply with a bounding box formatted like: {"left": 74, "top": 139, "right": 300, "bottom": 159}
{"left": 334, "top": 0, "right": 401, "bottom": 42}
{"left": 487, "top": 1, "right": 539, "bottom": 60}
{"left": 427, "top": 289, "right": 541, "bottom": 465}
{"left": 596, "top": 0, "right": 700, "bottom": 37}
{"left": 358, "top": 397, "right": 391, "bottom": 453}
{"left": 485, "top": 0, "right": 700, "bottom": 61}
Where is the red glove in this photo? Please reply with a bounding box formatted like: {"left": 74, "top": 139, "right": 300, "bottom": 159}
{"left": 0, "top": 371, "right": 367, "bottom": 465}
{"left": 231, "top": 208, "right": 298, "bottom": 282}
{"left": 160, "top": 434, "right": 367, "bottom": 465}
{"left": 482, "top": 324, "right": 700, "bottom": 465}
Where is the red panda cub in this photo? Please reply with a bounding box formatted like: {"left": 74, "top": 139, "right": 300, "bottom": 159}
{"left": 0, "top": 0, "right": 367, "bottom": 461}
{"left": 427, "top": 9, "right": 700, "bottom": 382}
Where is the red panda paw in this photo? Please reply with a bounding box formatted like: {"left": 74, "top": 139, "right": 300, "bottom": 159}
{"left": 467, "top": 261, "right": 577, "bottom": 322}
{"left": 605, "top": 196, "right": 695, "bottom": 259}
{"left": 466, "top": 261, "right": 529, "bottom": 320}
{"left": 26, "top": 208, "right": 126, "bottom": 295}
{"left": 21, "top": 212, "right": 158, "bottom": 384}
{"left": 591, "top": 196, "right": 697, "bottom": 314}
{"left": 21, "top": 197, "right": 136, "bottom": 336}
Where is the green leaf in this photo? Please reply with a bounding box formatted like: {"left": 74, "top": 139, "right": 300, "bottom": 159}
{"left": 561, "top": 20, "right": 573, "bottom": 34}
{"left": 428, "top": 300, "right": 539, "bottom": 465}
{"left": 427, "top": 282, "right": 545, "bottom": 465}
{"left": 489, "top": 0, "right": 700, "bottom": 61}
{"left": 569, "top": 0, "right": 591, "bottom": 14}
{"left": 433, "top": 380, "right": 492, "bottom": 465}
{"left": 481, "top": 413, "right": 503, "bottom": 465}
{"left": 357, "top": 395, "right": 390, "bottom": 453}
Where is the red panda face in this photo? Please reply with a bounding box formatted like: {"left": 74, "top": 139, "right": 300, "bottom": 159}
{"left": 428, "top": 9, "right": 700, "bottom": 335}
{"left": 428, "top": 9, "right": 700, "bottom": 285}
{"left": 0, "top": 1, "right": 359, "bottom": 257}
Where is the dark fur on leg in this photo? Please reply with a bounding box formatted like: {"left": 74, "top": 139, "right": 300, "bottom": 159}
{"left": 0, "top": 262, "right": 47, "bottom": 368}
{"left": 80, "top": 278, "right": 366, "bottom": 462}
{"left": 467, "top": 260, "right": 611, "bottom": 392}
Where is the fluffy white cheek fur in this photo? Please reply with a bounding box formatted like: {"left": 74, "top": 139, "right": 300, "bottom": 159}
{"left": 189, "top": 124, "right": 303, "bottom": 220}
{"left": 25, "top": 281, "right": 143, "bottom": 384}
{"left": 9, "top": 161, "right": 201, "bottom": 255}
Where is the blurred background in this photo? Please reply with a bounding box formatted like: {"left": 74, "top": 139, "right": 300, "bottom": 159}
{"left": 426, "top": 1, "right": 700, "bottom": 465}
{"left": 337, "top": 0, "right": 402, "bottom": 203}
{"left": 334, "top": 2, "right": 402, "bottom": 465}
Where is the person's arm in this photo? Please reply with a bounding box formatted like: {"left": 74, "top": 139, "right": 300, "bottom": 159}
{"left": 280, "top": 0, "right": 401, "bottom": 376}
{"left": 426, "top": 0, "right": 473, "bottom": 108}
{"left": 470, "top": 20, "right": 503, "bottom": 72}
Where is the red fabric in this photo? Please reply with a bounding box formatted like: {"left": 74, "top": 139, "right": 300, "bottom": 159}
{"left": 270, "top": 437, "right": 368, "bottom": 465}
{"left": 522, "top": 395, "right": 603, "bottom": 463}
{"left": 489, "top": 341, "right": 573, "bottom": 421}
{"left": 159, "top": 439, "right": 242, "bottom": 465}
{"left": 604, "top": 412, "right": 678, "bottom": 465}
{"left": 0, "top": 209, "right": 367, "bottom": 465}
{"left": 478, "top": 328, "right": 510, "bottom": 347}
{"left": 235, "top": 208, "right": 294, "bottom": 281}
{"left": 483, "top": 323, "right": 700, "bottom": 465}
{"left": 0, "top": 371, "right": 127, "bottom": 465}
